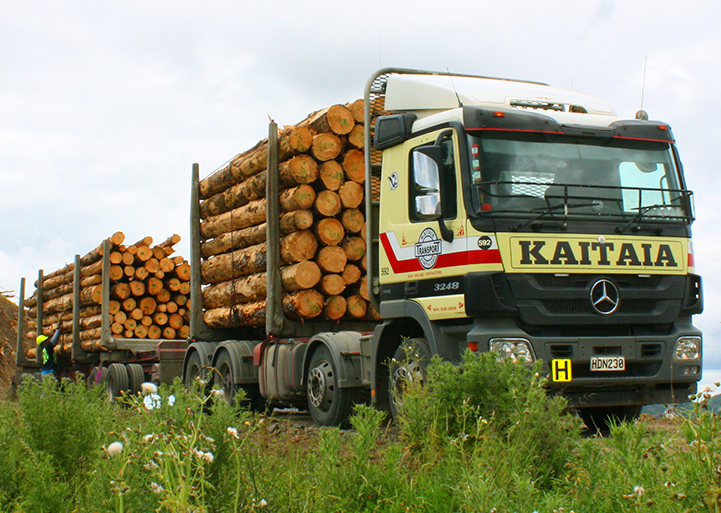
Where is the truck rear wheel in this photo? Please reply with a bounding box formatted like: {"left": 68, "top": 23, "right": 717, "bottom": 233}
{"left": 184, "top": 351, "right": 205, "bottom": 391}
{"left": 214, "top": 350, "right": 240, "bottom": 406}
{"left": 106, "top": 363, "right": 129, "bottom": 401}
{"left": 388, "top": 338, "right": 431, "bottom": 421}
{"left": 307, "top": 345, "right": 359, "bottom": 427}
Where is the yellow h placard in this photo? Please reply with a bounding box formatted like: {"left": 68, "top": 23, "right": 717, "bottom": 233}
{"left": 552, "top": 359, "right": 573, "bottom": 382}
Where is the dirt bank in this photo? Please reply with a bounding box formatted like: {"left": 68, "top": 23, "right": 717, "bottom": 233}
{"left": 0, "top": 294, "right": 18, "bottom": 399}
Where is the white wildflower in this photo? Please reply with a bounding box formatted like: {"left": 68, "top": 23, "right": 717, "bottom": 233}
{"left": 107, "top": 441, "right": 124, "bottom": 456}
{"left": 143, "top": 434, "right": 155, "bottom": 442}
{"left": 144, "top": 393, "right": 162, "bottom": 410}
{"left": 210, "top": 388, "right": 225, "bottom": 397}
{"left": 144, "top": 460, "right": 159, "bottom": 470}
{"left": 634, "top": 485, "right": 645, "bottom": 497}
{"left": 167, "top": 395, "right": 176, "bottom": 406}
{"left": 202, "top": 451, "right": 214, "bottom": 463}
{"left": 150, "top": 482, "right": 164, "bottom": 494}
{"left": 141, "top": 382, "right": 158, "bottom": 394}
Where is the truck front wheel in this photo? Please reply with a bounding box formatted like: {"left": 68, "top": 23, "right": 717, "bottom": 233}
{"left": 307, "top": 345, "right": 359, "bottom": 427}
{"left": 388, "top": 338, "right": 431, "bottom": 421}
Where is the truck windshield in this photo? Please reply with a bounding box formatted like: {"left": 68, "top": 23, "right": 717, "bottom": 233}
{"left": 468, "top": 132, "right": 693, "bottom": 223}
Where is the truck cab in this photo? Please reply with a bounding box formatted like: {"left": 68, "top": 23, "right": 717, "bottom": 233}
{"left": 366, "top": 70, "right": 703, "bottom": 420}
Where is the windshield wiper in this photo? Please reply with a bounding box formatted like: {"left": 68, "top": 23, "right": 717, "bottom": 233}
{"left": 510, "top": 201, "right": 598, "bottom": 231}
{"left": 615, "top": 203, "right": 682, "bottom": 234}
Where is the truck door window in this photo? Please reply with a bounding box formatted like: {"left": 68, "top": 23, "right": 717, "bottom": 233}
{"left": 409, "top": 134, "right": 457, "bottom": 222}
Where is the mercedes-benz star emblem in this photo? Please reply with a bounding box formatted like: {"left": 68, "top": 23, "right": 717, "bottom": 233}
{"left": 589, "top": 279, "right": 620, "bottom": 315}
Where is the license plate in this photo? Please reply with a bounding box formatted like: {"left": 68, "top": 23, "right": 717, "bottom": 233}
{"left": 590, "top": 356, "right": 625, "bottom": 371}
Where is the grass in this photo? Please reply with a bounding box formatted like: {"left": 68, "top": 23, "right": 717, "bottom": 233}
{"left": 0, "top": 353, "right": 717, "bottom": 512}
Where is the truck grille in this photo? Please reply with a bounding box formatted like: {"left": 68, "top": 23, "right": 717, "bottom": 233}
{"left": 508, "top": 273, "right": 685, "bottom": 326}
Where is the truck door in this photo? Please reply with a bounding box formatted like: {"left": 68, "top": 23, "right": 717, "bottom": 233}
{"left": 378, "top": 128, "right": 468, "bottom": 320}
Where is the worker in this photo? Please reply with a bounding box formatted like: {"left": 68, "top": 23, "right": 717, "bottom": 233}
{"left": 37, "top": 323, "right": 62, "bottom": 378}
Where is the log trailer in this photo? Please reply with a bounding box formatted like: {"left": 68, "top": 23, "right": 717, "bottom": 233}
{"left": 17, "top": 68, "right": 704, "bottom": 426}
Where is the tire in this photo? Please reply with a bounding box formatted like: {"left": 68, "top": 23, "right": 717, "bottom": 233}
{"left": 106, "top": 363, "right": 129, "bottom": 401}
{"left": 307, "top": 345, "right": 360, "bottom": 427}
{"left": 578, "top": 405, "right": 643, "bottom": 432}
{"left": 213, "top": 350, "right": 240, "bottom": 406}
{"left": 388, "top": 338, "right": 431, "bottom": 421}
{"left": 126, "top": 364, "right": 145, "bottom": 395}
{"left": 87, "top": 366, "right": 107, "bottom": 387}
{"left": 184, "top": 351, "right": 206, "bottom": 391}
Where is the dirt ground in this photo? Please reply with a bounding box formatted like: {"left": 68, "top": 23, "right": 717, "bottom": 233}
{"left": 0, "top": 294, "right": 18, "bottom": 400}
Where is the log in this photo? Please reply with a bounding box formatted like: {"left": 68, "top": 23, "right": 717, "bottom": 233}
{"left": 313, "top": 190, "right": 342, "bottom": 217}
{"left": 323, "top": 295, "right": 347, "bottom": 321}
{"left": 314, "top": 218, "right": 345, "bottom": 246}
{"left": 311, "top": 133, "right": 343, "bottom": 162}
{"left": 113, "top": 311, "right": 127, "bottom": 325}
{"left": 122, "top": 297, "right": 137, "bottom": 311}
{"left": 202, "top": 261, "right": 322, "bottom": 309}
{"left": 148, "top": 325, "right": 162, "bottom": 340}
{"left": 201, "top": 231, "right": 317, "bottom": 285}
{"left": 122, "top": 252, "right": 135, "bottom": 266}
{"left": 166, "top": 301, "right": 178, "bottom": 313}
{"left": 200, "top": 210, "right": 313, "bottom": 259}
{"left": 279, "top": 184, "right": 316, "bottom": 212}
{"left": 308, "top": 104, "right": 355, "bottom": 135}
{"left": 201, "top": 198, "right": 268, "bottom": 239}
{"left": 345, "top": 295, "right": 368, "bottom": 319}
{"left": 200, "top": 170, "right": 267, "bottom": 219}
{"left": 288, "top": 126, "right": 313, "bottom": 153}
{"left": 318, "top": 161, "right": 344, "bottom": 191}
{"left": 347, "top": 99, "right": 364, "bottom": 123}
{"left": 340, "top": 208, "right": 365, "bottom": 233}
{"left": 158, "top": 289, "right": 172, "bottom": 302}
{"left": 342, "top": 264, "right": 361, "bottom": 285}
{"left": 141, "top": 315, "right": 153, "bottom": 327}
{"left": 204, "top": 289, "right": 324, "bottom": 328}
{"left": 134, "top": 266, "right": 150, "bottom": 281}
{"left": 338, "top": 181, "right": 364, "bottom": 208}
{"left": 347, "top": 124, "right": 364, "bottom": 150}
{"left": 280, "top": 154, "right": 319, "bottom": 185}
{"left": 147, "top": 277, "right": 164, "bottom": 296}
{"left": 129, "top": 281, "right": 146, "bottom": 297}
{"left": 168, "top": 313, "right": 184, "bottom": 330}
{"left": 167, "top": 277, "right": 181, "bottom": 292}
{"left": 154, "top": 312, "right": 168, "bottom": 326}
{"left": 342, "top": 149, "right": 365, "bottom": 183}
{"left": 139, "top": 297, "right": 157, "bottom": 315}
{"left": 315, "top": 245, "right": 347, "bottom": 274}
{"left": 162, "top": 327, "right": 176, "bottom": 339}
{"left": 342, "top": 236, "right": 366, "bottom": 262}
{"left": 318, "top": 274, "right": 346, "bottom": 296}
{"left": 175, "top": 263, "right": 191, "bottom": 281}
{"left": 134, "top": 325, "right": 148, "bottom": 339}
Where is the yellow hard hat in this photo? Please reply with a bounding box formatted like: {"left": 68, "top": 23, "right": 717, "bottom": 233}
{"left": 36, "top": 335, "right": 48, "bottom": 345}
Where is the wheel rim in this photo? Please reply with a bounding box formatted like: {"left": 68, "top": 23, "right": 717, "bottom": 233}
{"left": 390, "top": 356, "right": 424, "bottom": 412}
{"left": 308, "top": 360, "right": 335, "bottom": 411}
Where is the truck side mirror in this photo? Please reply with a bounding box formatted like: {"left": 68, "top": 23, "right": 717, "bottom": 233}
{"left": 412, "top": 146, "right": 443, "bottom": 220}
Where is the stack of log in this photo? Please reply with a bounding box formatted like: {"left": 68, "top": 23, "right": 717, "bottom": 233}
{"left": 24, "top": 232, "right": 191, "bottom": 357}
{"left": 199, "top": 99, "right": 385, "bottom": 329}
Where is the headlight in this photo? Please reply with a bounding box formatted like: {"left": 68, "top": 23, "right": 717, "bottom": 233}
{"left": 674, "top": 336, "right": 701, "bottom": 362}
{"left": 489, "top": 338, "right": 535, "bottom": 363}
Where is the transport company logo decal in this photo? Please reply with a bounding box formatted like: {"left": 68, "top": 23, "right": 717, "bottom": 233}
{"left": 414, "top": 228, "right": 442, "bottom": 269}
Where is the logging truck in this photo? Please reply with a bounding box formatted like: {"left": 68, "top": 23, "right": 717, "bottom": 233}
{"left": 17, "top": 68, "right": 704, "bottom": 427}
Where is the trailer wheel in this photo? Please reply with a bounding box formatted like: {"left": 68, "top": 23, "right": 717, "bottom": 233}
{"left": 87, "top": 366, "right": 107, "bottom": 387}
{"left": 307, "top": 345, "right": 359, "bottom": 427}
{"left": 126, "top": 364, "right": 145, "bottom": 395}
{"left": 388, "top": 338, "right": 431, "bottom": 421}
{"left": 106, "top": 363, "right": 129, "bottom": 401}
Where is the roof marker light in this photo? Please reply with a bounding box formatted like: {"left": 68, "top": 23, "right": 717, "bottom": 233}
{"left": 493, "top": 112, "right": 505, "bottom": 118}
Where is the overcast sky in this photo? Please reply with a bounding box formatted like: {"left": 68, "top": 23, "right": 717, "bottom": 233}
{"left": 1, "top": 0, "right": 719, "bottom": 389}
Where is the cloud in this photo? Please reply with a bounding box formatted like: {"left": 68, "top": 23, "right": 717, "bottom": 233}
{"left": 1, "top": 0, "right": 718, "bottom": 388}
